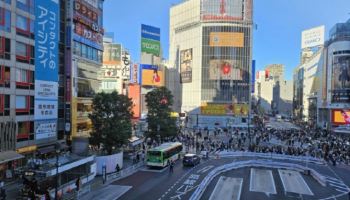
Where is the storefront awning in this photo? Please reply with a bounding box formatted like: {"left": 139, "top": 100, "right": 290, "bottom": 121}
{"left": 0, "top": 151, "right": 24, "bottom": 164}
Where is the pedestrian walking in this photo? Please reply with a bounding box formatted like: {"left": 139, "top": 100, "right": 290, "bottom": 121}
{"left": 169, "top": 160, "right": 174, "bottom": 173}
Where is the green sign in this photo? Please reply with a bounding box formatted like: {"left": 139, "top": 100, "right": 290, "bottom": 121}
{"left": 141, "top": 38, "right": 160, "bottom": 56}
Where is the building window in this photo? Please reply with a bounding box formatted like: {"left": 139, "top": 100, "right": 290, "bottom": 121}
{"left": 16, "top": 0, "right": 34, "bottom": 15}
{"left": 16, "top": 42, "right": 34, "bottom": 64}
{"left": 0, "top": 37, "right": 11, "bottom": 60}
{"left": 0, "top": 7, "right": 11, "bottom": 32}
{"left": 16, "top": 14, "right": 34, "bottom": 39}
{"left": 0, "top": 94, "right": 10, "bottom": 116}
{"left": 15, "top": 68, "right": 34, "bottom": 89}
{"left": 17, "top": 121, "right": 34, "bottom": 141}
{"left": 0, "top": 65, "right": 10, "bottom": 88}
{"left": 15, "top": 95, "right": 32, "bottom": 115}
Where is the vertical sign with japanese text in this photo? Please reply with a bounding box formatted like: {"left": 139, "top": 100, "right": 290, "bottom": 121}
{"left": 34, "top": 0, "right": 60, "bottom": 141}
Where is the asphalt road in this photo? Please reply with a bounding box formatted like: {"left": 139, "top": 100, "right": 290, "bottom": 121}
{"left": 113, "top": 156, "right": 350, "bottom": 200}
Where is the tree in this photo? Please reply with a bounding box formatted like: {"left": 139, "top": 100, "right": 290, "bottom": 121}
{"left": 145, "top": 86, "right": 178, "bottom": 142}
{"left": 89, "top": 91, "right": 133, "bottom": 155}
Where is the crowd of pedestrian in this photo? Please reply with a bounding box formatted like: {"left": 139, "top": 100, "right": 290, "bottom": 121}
{"left": 177, "top": 122, "right": 350, "bottom": 166}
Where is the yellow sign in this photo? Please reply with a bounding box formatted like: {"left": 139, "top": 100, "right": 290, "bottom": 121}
{"left": 16, "top": 145, "right": 37, "bottom": 154}
{"left": 201, "top": 104, "right": 231, "bottom": 115}
{"left": 333, "top": 109, "right": 350, "bottom": 124}
{"left": 233, "top": 104, "right": 249, "bottom": 116}
{"left": 142, "top": 69, "right": 164, "bottom": 87}
{"left": 209, "top": 32, "right": 244, "bottom": 47}
{"left": 170, "top": 112, "right": 179, "bottom": 118}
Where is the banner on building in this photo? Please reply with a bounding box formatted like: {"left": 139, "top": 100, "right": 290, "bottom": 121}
{"left": 141, "top": 38, "right": 160, "bottom": 56}
{"left": 121, "top": 52, "right": 131, "bottom": 79}
{"left": 233, "top": 104, "right": 249, "bottom": 116}
{"left": 35, "top": 120, "right": 57, "bottom": 140}
{"left": 201, "top": 0, "right": 244, "bottom": 21}
{"left": 128, "top": 84, "right": 141, "bottom": 118}
{"left": 332, "top": 109, "right": 350, "bottom": 125}
{"left": 201, "top": 103, "right": 233, "bottom": 115}
{"left": 209, "top": 32, "right": 244, "bottom": 47}
{"left": 34, "top": 0, "right": 59, "bottom": 140}
{"left": 130, "top": 64, "right": 141, "bottom": 84}
{"left": 209, "top": 60, "right": 242, "bottom": 80}
{"left": 252, "top": 60, "right": 255, "bottom": 93}
{"left": 180, "top": 48, "right": 193, "bottom": 83}
{"left": 141, "top": 24, "right": 160, "bottom": 41}
{"left": 331, "top": 55, "right": 350, "bottom": 103}
{"left": 301, "top": 25, "right": 325, "bottom": 49}
{"left": 140, "top": 64, "right": 164, "bottom": 87}
{"left": 103, "top": 44, "right": 121, "bottom": 65}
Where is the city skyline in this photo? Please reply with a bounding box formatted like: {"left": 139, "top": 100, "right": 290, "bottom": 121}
{"left": 104, "top": 0, "right": 350, "bottom": 80}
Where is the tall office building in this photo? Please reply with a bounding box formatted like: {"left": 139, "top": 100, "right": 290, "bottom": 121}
{"left": 169, "top": 0, "right": 253, "bottom": 129}
{"left": 0, "top": 0, "right": 62, "bottom": 179}
{"left": 67, "top": 0, "right": 104, "bottom": 140}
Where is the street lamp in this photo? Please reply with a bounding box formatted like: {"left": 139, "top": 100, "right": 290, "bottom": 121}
{"left": 54, "top": 142, "right": 61, "bottom": 200}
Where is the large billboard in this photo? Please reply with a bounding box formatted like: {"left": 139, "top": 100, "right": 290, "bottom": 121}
{"left": 141, "top": 38, "right": 160, "bottom": 56}
{"left": 301, "top": 25, "right": 325, "bottom": 49}
{"left": 331, "top": 55, "right": 350, "bottom": 103}
{"left": 209, "top": 32, "right": 244, "bottom": 47}
{"left": 103, "top": 43, "right": 121, "bottom": 65}
{"left": 141, "top": 24, "right": 160, "bottom": 57}
{"left": 140, "top": 64, "right": 164, "bottom": 87}
{"left": 34, "top": 0, "right": 59, "bottom": 140}
{"left": 209, "top": 60, "right": 243, "bottom": 80}
{"left": 200, "top": 103, "right": 248, "bottom": 116}
{"left": 180, "top": 48, "right": 193, "bottom": 83}
{"left": 332, "top": 109, "right": 350, "bottom": 125}
{"left": 201, "top": 0, "right": 244, "bottom": 21}
{"left": 128, "top": 84, "right": 141, "bottom": 119}
{"left": 141, "top": 24, "right": 160, "bottom": 41}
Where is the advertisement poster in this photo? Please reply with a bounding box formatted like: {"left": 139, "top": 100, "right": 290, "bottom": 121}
{"left": 130, "top": 64, "right": 141, "bottom": 84}
{"left": 209, "top": 60, "right": 242, "bottom": 80}
{"left": 301, "top": 26, "right": 325, "bottom": 49}
{"left": 332, "top": 55, "right": 350, "bottom": 103}
{"left": 103, "top": 43, "right": 121, "bottom": 64}
{"left": 141, "top": 64, "right": 164, "bottom": 87}
{"left": 35, "top": 120, "right": 57, "bottom": 140}
{"left": 141, "top": 24, "right": 160, "bottom": 41}
{"left": 34, "top": 0, "right": 59, "bottom": 140}
{"left": 128, "top": 84, "right": 141, "bottom": 118}
{"left": 332, "top": 109, "right": 350, "bottom": 125}
{"left": 200, "top": 103, "right": 233, "bottom": 115}
{"left": 209, "top": 32, "right": 244, "bottom": 47}
{"left": 233, "top": 104, "right": 249, "bottom": 116}
{"left": 121, "top": 53, "right": 131, "bottom": 79}
{"left": 141, "top": 38, "right": 160, "bottom": 56}
{"left": 34, "top": 100, "right": 58, "bottom": 120}
{"left": 180, "top": 48, "right": 193, "bottom": 83}
{"left": 201, "top": 0, "right": 243, "bottom": 21}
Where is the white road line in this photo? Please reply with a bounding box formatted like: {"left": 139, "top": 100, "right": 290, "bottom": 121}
{"left": 329, "top": 183, "right": 348, "bottom": 190}
{"left": 250, "top": 168, "right": 277, "bottom": 194}
{"left": 336, "top": 188, "right": 350, "bottom": 193}
{"left": 326, "top": 179, "right": 343, "bottom": 184}
{"left": 209, "top": 176, "right": 243, "bottom": 200}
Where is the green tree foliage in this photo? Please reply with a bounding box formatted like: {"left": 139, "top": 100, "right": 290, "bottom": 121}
{"left": 145, "top": 87, "right": 178, "bottom": 142}
{"left": 89, "top": 91, "right": 133, "bottom": 155}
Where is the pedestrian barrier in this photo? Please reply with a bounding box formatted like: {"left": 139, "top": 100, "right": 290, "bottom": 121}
{"left": 217, "top": 151, "right": 325, "bottom": 165}
{"left": 189, "top": 159, "right": 328, "bottom": 200}
{"left": 105, "top": 161, "right": 144, "bottom": 184}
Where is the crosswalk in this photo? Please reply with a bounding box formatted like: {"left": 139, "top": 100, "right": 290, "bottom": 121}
{"left": 324, "top": 175, "right": 349, "bottom": 193}
{"left": 208, "top": 168, "right": 350, "bottom": 200}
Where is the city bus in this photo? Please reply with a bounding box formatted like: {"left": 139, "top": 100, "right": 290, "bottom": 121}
{"left": 146, "top": 142, "right": 183, "bottom": 167}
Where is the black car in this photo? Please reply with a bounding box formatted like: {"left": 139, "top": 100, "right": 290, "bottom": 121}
{"left": 183, "top": 154, "right": 200, "bottom": 166}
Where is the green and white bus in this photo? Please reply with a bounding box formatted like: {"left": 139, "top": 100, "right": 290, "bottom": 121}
{"left": 147, "top": 142, "right": 183, "bottom": 167}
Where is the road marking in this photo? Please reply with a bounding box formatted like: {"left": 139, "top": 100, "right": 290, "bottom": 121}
{"left": 197, "top": 165, "right": 214, "bottom": 174}
{"left": 250, "top": 168, "right": 277, "bottom": 195}
{"left": 329, "top": 183, "right": 348, "bottom": 190}
{"left": 278, "top": 169, "right": 313, "bottom": 196}
{"left": 209, "top": 176, "right": 243, "bottom": 200}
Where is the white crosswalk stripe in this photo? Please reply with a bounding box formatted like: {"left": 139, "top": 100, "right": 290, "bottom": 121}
{"left": 325, "top": 176, "right": 349, "bottom": 193}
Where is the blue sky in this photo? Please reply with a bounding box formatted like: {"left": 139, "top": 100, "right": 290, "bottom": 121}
{"left": 103, "top": 0, "right": 350, "bottom": 80}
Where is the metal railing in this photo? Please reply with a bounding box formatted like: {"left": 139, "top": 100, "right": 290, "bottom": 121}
{"left": 105, "top": 161, "right": 144, "bottom": 184}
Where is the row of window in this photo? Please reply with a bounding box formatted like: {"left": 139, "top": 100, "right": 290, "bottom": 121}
{"left": 0, "top": 94, "right": 34, "bottom": 116}
{"left": 73, "top": 41, "right": 103, "bottom": 63}
{"left": 0, "top": 7, "right": 34, "bottom": 39}
{"left": 0, "top": 65, "right": 35, "bottom": 89}
{"left": 0, "top": 36, "right": 34, "bottom": 64}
